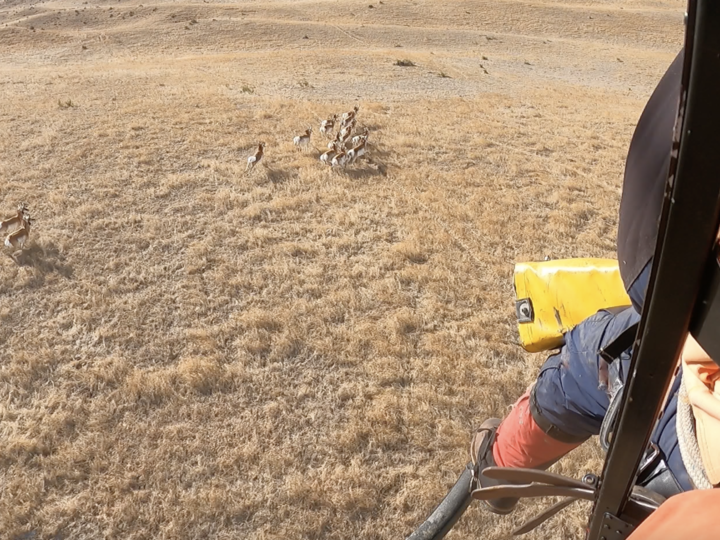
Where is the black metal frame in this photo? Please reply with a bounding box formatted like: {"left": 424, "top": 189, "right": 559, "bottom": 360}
{"left": 586, "top": 0, "right": 720, "bottom": 536}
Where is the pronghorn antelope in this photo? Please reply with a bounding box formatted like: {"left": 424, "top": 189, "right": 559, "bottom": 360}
{"left": 4, "top": 214, "right": 32, "bottom": 250}
{"left": 351, "top": 128, "right": 370, "bottom": 148}
{"left": 328, "top": 131, "right": 344, "bottom": 150}
{"left": 331, "top": 149, "right": 348, "bottom": 169}
{"left": 246, "top": 142, "right": 265, "bottom": 172}
{"left": 338, "top": 128, "right": 353, "bottom": 149}
{"left": 320, "top": 143, "right": 338, "bottom": 166}
{"left": 346, "top": 136, "right": 368, "bottom": 165}
{"left": 0, "top": 202, "right": 29, "bottom": 236}
{"left": 341, "top": 105, "right": 359, "bottom": 124}
{"left": 293, "top": 128, "right": 312, "bottom": 150}
{"left": 319, "top": 115, "right": 337, "bottom": 138}
{"left": 339, "top": 121, "right": 355, "bottom": 142}
{"left": 340, "top": 115, "right": 356, "bottom": 133}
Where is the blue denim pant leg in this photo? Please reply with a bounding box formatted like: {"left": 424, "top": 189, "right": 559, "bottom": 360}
{"left": 532, "top": 307, "right": 642, "bottom": 441}
{"left": 531, "top": 303, "right": 692, "bottom": 492}
{"left": 649, "top": 375, "right": 694, "bottom": 491}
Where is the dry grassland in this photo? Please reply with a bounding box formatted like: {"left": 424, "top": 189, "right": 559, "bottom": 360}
{"left": 0, "top": 0, "right": 684, "bottom": 539}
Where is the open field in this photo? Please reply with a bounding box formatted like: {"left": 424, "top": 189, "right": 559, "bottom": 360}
{"left": 0, "top": 0, "right": 684, "bottom": 538}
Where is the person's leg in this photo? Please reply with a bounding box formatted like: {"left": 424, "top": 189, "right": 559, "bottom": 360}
{"left": 610, "top": 262, "right": 689, "bottom": 495}
{"left": 640, "top": 375, "right": 692, "bottom": 495}
{"left": 473, "top": 307, "right": 641, "bottom": 514}
{"left": 494, "top": 307, "right": 641, "bottom": 467}
{"left": 491, "top": 387, "right": 584, "bottom": 469}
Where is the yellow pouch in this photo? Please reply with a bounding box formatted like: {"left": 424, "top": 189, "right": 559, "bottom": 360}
{"left": 514, "top": 258, "right": 632, "bottom": 352}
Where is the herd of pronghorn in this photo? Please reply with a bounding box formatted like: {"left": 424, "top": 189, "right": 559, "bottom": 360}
{"left": 0, "top": 202, "right": 33, "bottom": 256}
{"left": 246, "top": 105, "right": 369, "bottom": 173}
{"left": 0, "top": 107, "right": 366, "bottom": 258}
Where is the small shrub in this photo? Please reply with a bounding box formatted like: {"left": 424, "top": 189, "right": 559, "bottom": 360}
{"left": 58, "top": 99, "right": 76, "bottom": 109}
{"left": 241, "top": 85, "right": 254, "bottom": 94}
{"left": 298, "top": 79, "right": 312, "bottom": 88}
{"left": 438, "top": 71, "right": 451, "bottom": 78}
{"left": 394, "top": 59, "right": 415, "bottom": 67}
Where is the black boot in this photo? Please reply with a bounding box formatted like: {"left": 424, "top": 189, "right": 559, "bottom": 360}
{"left": 470, "top": 418, "right": 519, "bottom": 515}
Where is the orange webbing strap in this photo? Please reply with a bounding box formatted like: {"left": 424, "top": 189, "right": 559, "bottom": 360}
{"left": 627, "top": 489, "right": 720, "bottom": 540}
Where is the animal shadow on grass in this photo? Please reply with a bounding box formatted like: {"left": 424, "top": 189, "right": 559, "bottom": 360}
{"left": 342, "top": 143, "right": 393, "bottom": 180}
{"left": 12, "top": 530, "right": 64, "bottom": 540}
{"left": 10, "top": 241, "right": 73, "bottom": 279}
{"left": 342, "top": 158, "right": 388, "bottom": 180}
{"left": 263, "top": 165, "right": 293, "bottom": 184}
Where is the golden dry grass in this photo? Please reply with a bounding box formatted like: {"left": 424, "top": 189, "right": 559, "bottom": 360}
{"left": 0, "top": 0, "right": 684, "bottom": 538}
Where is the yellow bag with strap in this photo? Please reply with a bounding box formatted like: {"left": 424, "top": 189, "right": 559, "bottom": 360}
{"left": 514, "top": 258, "right": 632, "bottom": 353}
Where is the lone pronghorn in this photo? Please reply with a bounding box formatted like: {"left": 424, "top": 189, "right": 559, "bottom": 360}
{"left": 319, "top": 115, "right": 337, "bottom": 138}
{"left": 293, "top": 128, "right": 313, "bottom": 150}
{"left": 0, "top": 202, "right": 29, "bottom": 236}
{"left": 4, "top": 213, "right": 32, "bottom": 250}
{"left": 246, "top": 142, "right": 265, "bottom": 173}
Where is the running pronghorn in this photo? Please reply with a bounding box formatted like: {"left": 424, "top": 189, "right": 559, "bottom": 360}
{"left": 328, "top": 131, "right": 344, "bottom": 151}
{"left": 341, "top": 105, "right": 359, "bottom": 125}
{"left": 351, "top": 128, "right": 370, "bottom": 148}
{"left": 346, "top": 135, "right": 368, "bottom": 165}
{"left": 320, "top": 143, "right": 339, "bottom": 166}
{"left": 331, "top": 149, "right": 348, "bottom": 169}
{"left": 319, "top": 115, "right": 337, "bottom": 138}
{"left": 0, "top": 202, "right": 29, "bottom": 236}
{"left": 246, "top": 142, "right": 265, "bottom": 173}
{"left": 338, "top": 127, "right": 353, "bottom": 149}
{"left": 340, "top": 115, "right": 357, "bottom": 133}
{"left": 293, "top": 128, "right": 313, "bottom": 150}
{"left": 339, "top": 119, "right": 356, "bottom": 142}
{"left": 4, "top": 213, "right": 32, "bottom": 250}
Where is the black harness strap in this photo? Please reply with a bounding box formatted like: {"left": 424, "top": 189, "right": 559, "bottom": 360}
{"left": 599, "top": 323, "right": 640, "bottom": 364}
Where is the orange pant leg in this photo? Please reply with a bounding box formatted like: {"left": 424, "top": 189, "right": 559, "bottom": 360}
{"left": 493, "top": 390, "right": 583, "bottom": 469}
